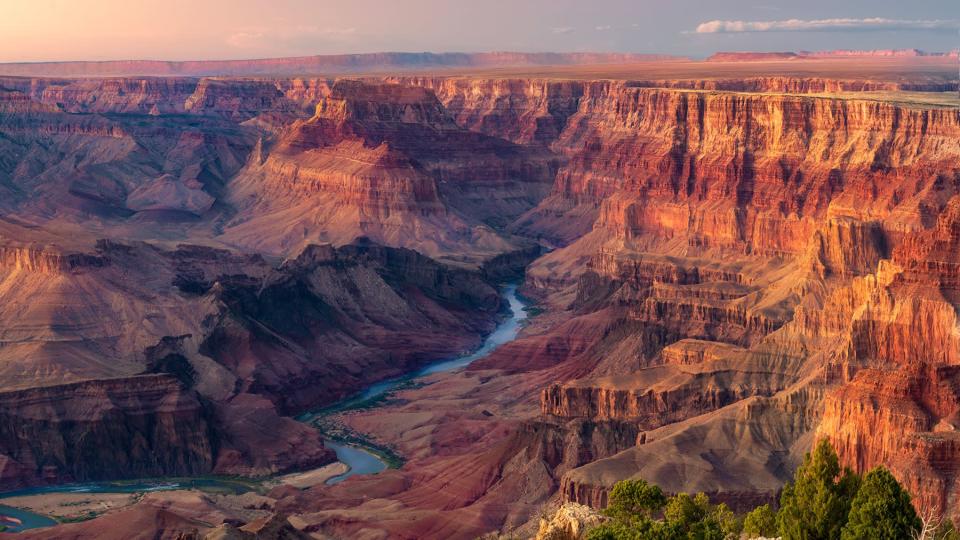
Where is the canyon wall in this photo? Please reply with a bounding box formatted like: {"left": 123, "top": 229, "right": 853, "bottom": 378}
{"left": 0, "top": 234, "right": 504, "bottom": 489}
{"left": 498, "top": 80, "right": 960, "bottom": 520}
{"left": 0, "top": 69, "right": 959, "bottom": 537}
{"left": 223, "top": 79, "right": 556, "bottom": 262}
{"left": 0, "top": 375, "right": 213, "bottom": 487}
{"left": 140, "top": 72, "right": 960, "bottom": 535}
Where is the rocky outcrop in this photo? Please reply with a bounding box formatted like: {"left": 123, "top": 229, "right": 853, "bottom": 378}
{"left": 557, "top": 385, "right": 817, "bottom": 513}
{"left": 541, "top": 362, "right": 786, "bottom": 427}
{"left": 125, "top": 174, "right": 216, "bottom": 215}
{"left": 386, "top": 77, "right": 585, "bottom": 145}
{"left": 0, "top": 89, "right": 60, "bottom": 114}
{"left": 628, "top": 77, "right": 958, "bottom": 93}
{"left": 0, "top": 246, "right": 106, "bottom": 274}
{"left": 0, "top": 375, "right": 213, "bottom": 488}
{"left": 0, "top": 76, "right": 328, "bottom": 117}
{"left": 224, "top": 79, "right": 556, "bottom": 261}
{"left": 183, "top": 79, "right": 301, "bottom": 120}
{"left": 535, "top": 503, "right": 604, "bottom": 540}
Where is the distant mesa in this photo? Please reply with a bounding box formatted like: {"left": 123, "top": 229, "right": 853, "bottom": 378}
{"left": 3, "top": 49, "right": 954, "bottom": 78}
{"left": 802, "top": 48, "right": 960, "bottom": 58}
{"left": 708, "top": 48, "right": 960, "bottom": 61}
{"left": 0, "top": 51, "right": 685, "bottom": 77}
{"left": 707, "top": 51, "right": 799, "bottom": 62}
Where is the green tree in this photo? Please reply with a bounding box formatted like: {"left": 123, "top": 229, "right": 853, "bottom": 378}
{"left": 661, "top": 492, "right": 735, "bottom": 540}
{"left": 840, "top": 466, "right": 920, "bottom": 540}
{"left": 712, "top": 502, "right": 741, "bottom": 537}
{"left": 605, "top": 479, "right": 668, "bottom": 521}
{"left": 664, "top": 492, "right": 709, "bottom": 527}
{"left": 586, "top": 519, "right": 663, "bottom": 540}
{"left": 777, "top": 439, "right": 861, "bottom": 540}
{"left": 743, "top": 504, "right": 777, "bottom": 538}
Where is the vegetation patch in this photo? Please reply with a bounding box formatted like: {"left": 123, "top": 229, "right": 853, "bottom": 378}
{"left": 58, "top": 510, "right": 102, "bottom": 524}
{"left": 313, "top": 417, "right": 405, "bottom": 469}
{"left": 584, "top": 440, "right": 955, "bottom": 540}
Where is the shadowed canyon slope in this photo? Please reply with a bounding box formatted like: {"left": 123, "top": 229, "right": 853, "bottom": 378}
{"left": 0, "top": 55, "right": 959, "bottom": 539}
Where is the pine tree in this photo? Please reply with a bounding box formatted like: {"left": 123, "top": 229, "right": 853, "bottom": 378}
{"left": 604, "top": 479, "right": 667, "bottom": 521}
{"left": 585, "top": 520, "right": 650, "bottom": 540}
{"left": 841, "top": 466, "right": 921, "bottom": 540}
{"left": 661, "top": 492, "right": 735, "bottom": 540}
{"left": 663, "top": 492, "right": 709, "bottom": 527}
{"left": 743, "top": 504, "right": 777, "bottom": 538}
{"left": 777, "top": 439, "right": 861, "bottom": 540}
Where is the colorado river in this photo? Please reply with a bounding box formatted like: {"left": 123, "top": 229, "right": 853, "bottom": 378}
{"left": 314, "top": 283, "right": 529, "bottom": 484}
{"left": 0, "top": 505, "right": 57, "bottom": 533}
{"left": 0, "top": 478, "right": 254, "bottom": 532}
{"left": 0, "top": 284, "right": 529, "bottom": 530}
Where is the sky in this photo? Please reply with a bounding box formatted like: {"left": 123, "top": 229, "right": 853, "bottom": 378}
{"left": 0, "top": 0, "right": 957, "bottom": 62}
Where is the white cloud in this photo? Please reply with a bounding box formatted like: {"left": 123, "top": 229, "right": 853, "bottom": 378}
{"left": 551, "top": 26, "right": 575, "bottom": 34}
{"left": 595, "top": 25, "right": 612, "bottom": 31}
{"left": 694, "top": 18, "right": 960, "bottom": 34}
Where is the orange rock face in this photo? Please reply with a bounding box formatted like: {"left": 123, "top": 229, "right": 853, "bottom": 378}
{"left": 223, "top": 79, "right": 556, "bottom": 262}
{"left": 513, "top": 83, "right": 960, "bottom": 520}
{"left": 814, "top": 199, "right": 960, "bottom": 515}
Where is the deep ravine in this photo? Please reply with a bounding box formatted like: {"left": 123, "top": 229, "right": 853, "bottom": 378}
{"left": 0, "top": 284, "right": 531, "bottom": 530}
{"left": 307, "top": 283, "right": 530, "bottom": 484}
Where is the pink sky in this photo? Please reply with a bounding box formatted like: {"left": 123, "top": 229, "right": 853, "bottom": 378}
{"left": 2, "top": 0, "right": 957, "bottom": 62}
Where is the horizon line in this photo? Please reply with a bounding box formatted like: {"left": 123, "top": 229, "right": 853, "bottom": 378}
{"left": 1, "top": 47, "right": 957, "bottom": 66}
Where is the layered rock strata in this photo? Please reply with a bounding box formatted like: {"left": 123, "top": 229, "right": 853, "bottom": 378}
{"left": 0, "top": 68, "right": 958, "bottom": 539}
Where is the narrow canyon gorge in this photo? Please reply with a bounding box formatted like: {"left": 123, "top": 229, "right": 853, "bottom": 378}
{"left": 0, "top": 52, "right": 957, "bottom": 539}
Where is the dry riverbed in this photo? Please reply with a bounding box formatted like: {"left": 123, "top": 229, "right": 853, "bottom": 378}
{"left": 263, "top": 462, "right": 350, "bottom": 489}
